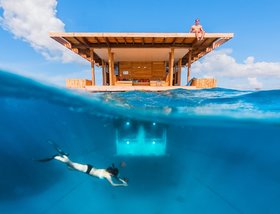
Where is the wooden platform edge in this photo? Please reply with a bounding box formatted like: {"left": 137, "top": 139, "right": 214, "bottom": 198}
{"left": 85, "top": 86, "right": 198, "bottom": 92}
{"left": 49, "top": 32, "right": 234, "bottom": 38}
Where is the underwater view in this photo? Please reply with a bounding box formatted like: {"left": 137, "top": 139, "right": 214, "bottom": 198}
{"left": 0, "top": 70, "right": 280, "bottom": 214}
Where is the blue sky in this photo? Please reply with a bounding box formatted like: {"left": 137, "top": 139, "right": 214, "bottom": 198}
{"left": 1, "top": 0, "right": 280, "bottom": 89}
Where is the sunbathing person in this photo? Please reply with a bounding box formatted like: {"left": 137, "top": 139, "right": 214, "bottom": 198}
{"left": 37, "top": 141, "right": 128, "bottom": 187}
{"left": 190, "top": 18, "right": 205, "bottom": 41}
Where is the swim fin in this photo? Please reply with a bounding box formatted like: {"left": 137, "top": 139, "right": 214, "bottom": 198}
{"left": 48, "top": 140, "right": 69, "bottom": 156}
{"left": 34, "top": 155, "right": 56, "bottom": 162}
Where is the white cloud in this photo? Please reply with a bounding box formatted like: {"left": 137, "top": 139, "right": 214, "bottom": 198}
{"left": 0, "top": 0, "right": 83, "bottom": 63}
{"left": 192, "top": 49, "right": 280, "bottom": 89}
{"left": 0, "top": 59, "right": 103, "bottom": 87}
{"left": 247, "top": 77, "right": 263, "bottom": 89}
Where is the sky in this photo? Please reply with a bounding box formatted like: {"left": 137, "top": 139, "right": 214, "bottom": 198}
{"left": 0, "top": 0, "right": 280, "bottom": 89}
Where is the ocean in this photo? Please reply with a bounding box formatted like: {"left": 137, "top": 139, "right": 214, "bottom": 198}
{"left": 0, "top": 70, "right": 280, "bottom": 214}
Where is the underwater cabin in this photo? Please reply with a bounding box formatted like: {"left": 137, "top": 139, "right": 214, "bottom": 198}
{"left": 115, "top": 120, "right": 167, "bottom": 156}
{"left": 49, "top": 32, "right": 233, "bottom": 92}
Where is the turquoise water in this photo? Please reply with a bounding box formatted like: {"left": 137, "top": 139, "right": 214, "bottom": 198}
{"left": 0, "top": 71, "right": 280, "bottom": 214}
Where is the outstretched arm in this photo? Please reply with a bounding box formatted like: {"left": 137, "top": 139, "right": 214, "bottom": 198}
{"left": 118, "top": 178, "right": 128, "bottom": 184}
{"left": 106, "top": 176, "right": 128, "bottom": 187}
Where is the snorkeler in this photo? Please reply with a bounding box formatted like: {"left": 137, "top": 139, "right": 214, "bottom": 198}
{"left": 37, "top": 141, "right": 128, "bottom": 187}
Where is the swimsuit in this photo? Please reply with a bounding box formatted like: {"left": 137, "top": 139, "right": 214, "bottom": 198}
{"left": 85, "top": 164, "right": 105, "bottom": 179}
{"left": 86, "top": 164, "right": 93, "bottom": 174}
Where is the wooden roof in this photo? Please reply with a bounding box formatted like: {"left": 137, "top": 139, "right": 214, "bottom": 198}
{"left": 49, "top": 32, "right": 234, "bottom": 65}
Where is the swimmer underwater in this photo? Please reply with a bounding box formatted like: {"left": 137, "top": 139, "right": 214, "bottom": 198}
{"left": 36, "top": 141, "right": 128, "bottom": 187}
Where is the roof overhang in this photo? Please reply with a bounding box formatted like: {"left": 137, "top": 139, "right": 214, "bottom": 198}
{"left": 49, "top": 32, "right": 234, "bottom": 65}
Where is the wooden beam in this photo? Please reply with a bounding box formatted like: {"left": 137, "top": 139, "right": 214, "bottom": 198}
{"left": 51, "top": 36, "right": 69, "bottom": 47}
{"left": 61, "top": 37, "right": 73, "bottom": 49}
{"left": 72, "top": 47, "right": 79, "bottom": 54}
{"left": 58, "top": 37, "right": 74, "bottom": 50}
{"left": 191, "top": 38, "right": 198, "bottom": 47}
{"left": 169, "top": 48, "right": 175, "bottom": 86}
{"left": 49, "top": 32, "right": 234, "bottom": 39}
{"left": 200, "top": 38, "right": 208, "bottom": 46}
{"left": 72, "top": 43, "right": 192, "bottom": 49}
{"left": 192, "top": 37, "right": 209, "bottom": 49}
{"left": 90, "top": 48, "right": 95, "bottom": 86}
{"left": 187, "top": 50, "right": 192, "bottom": 83}
{"left": 193, "top": 56, "right": 199, "bottom": 61}
{"left": 108, "top": 48, "right": 113, "bottom": 86}
{"left": 71, "top": 37, "right": 81, "bottom": 44}
{"left": 115, "top": 37, "right": 120, "bottom": 44}
{"left": 80, "top": 53, "right": 88, "bottom": 59}
{"left": 113, "top": 37, "right": 119, "bottom": 44}
{"left": 182, "top": 38, "right": 222, "bottom": 64}
{"left": 111, "top": 52, "right": 115, "bottom": 85}
{"left": 76, "top": 37, "right": 90, "bottom": 47}
{"left": 212, "top": 38, "right": 229, "bottom": 49}
{"left": 178, "top": 58, "right": 182, "bottom": 86}
{"left": 94, "top": 37, "right": 101, "bottom": 44}
{"left": 58, "top": 38, "right": 102, "bottom": 64}
{"left": 105, "top": 37, "right": 110, "bottom": 46}
{"left": 102, "top": 60, "right": 106, "bottom": 86}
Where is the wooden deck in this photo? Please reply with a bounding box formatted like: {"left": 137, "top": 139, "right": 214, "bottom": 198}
{"left": 85, "top": 85, "right": 197, "bottom": 92}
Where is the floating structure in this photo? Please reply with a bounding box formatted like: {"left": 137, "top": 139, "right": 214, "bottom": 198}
{"left": 50, "top": 32, "right": 233, "bottom": 92}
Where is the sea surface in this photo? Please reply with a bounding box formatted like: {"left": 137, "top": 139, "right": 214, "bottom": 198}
{"left": 0, "top": 70, "right": 280, "bottom": 214}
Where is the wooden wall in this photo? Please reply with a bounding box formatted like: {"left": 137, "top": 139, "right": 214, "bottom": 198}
{"left": 190, "top": 78, "right": 217, "bottom": 88}
{"left": 118, "top": 61, "right": 166, "bottom": 81}
{"left": 66, "top": 79, "right": 92, "bottom": 88}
